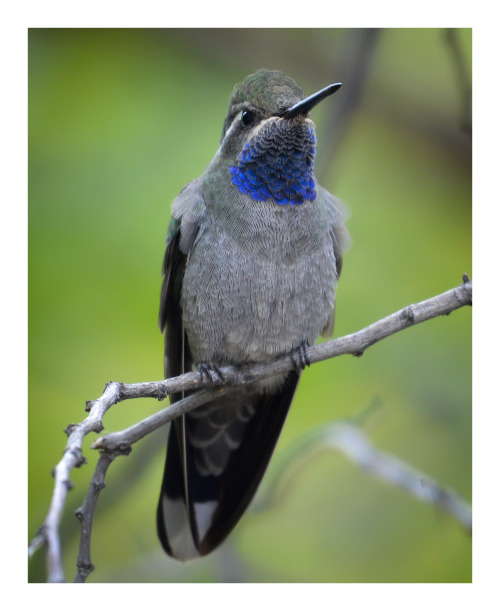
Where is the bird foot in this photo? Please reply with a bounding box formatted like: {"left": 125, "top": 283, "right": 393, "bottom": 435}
{"left": 199, "top": 363, "right": 225, "bottom": 385}
{"left": 291, "top": 341, "right": 311, "bottom": 371}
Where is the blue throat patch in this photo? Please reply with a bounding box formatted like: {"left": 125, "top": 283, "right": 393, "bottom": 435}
{"left": 230, "top": 123, "right": 317, "bottom": 206}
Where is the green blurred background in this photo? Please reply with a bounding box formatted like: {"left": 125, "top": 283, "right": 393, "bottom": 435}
{"left": 28, "top": 28, "right": 472, "bottom": 583}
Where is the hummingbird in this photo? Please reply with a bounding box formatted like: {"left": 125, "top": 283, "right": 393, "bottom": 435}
{"left": 157, "top": 69, "right": 349, "bottom": 561}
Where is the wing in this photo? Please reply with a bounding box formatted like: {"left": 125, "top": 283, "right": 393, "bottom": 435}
{"left": 159, "top": 178, "right": 206, "bottom": 384}
{"left": 159, "top": 216, "right": 190, "bottom": 392}
{"left": 157, "top": 179, "right": 207, "bottom": 559}
{"left": 318, "top": 185, "right": 350, "bottom": 279}
{"left": 317, "top": 185, "right": 350, "bottom": 337}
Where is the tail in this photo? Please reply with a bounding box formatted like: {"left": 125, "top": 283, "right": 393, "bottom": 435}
{"left": 157, "top": 370, "right": 299, "bottom": 560}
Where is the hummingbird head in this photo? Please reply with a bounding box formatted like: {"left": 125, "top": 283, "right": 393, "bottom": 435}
{"left": 218, "top": 70, "right": 341, "bottom": 206}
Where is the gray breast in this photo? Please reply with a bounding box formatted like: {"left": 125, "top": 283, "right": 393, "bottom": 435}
{"left": 181, "top": 197, "right": 337, "bottom": 366}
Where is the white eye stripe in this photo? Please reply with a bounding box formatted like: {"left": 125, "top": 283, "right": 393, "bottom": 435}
{"left": 228, "top": 112, "right": 244, "bottom": 136}
{"left": 215, "top": 113, "right": 246, "bottom": 156}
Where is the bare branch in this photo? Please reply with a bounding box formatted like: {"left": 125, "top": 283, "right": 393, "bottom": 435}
{"left": 74, "top": 451, "right": 118, "bottom": 583}
{"left": 28, "top": 381, "right": 122, "bottom": 582}
{"left": 99, "top": 275, "right": 473, "bottom": 439}
{"left": 95, "top": 275, "right": 472, "bottom": 455}
{"left": 28, "top": 277, "right": 471, "bottom": 582}
{"left": 317, "top": 28, "right": 381, "bottom": 182}
{"left": 444, "top": 28, "right": 472, "bottom": 137}
{"left": 254, "top": 422, "right": 472, "bottom": 532}
{"left": 325, "top": 423, "right": 472, "bottom": 531}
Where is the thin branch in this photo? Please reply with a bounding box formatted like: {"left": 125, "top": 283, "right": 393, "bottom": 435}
{"left": 254, "top": 422, "right": 472, "bottom": 532}
{"left": 95, "top": 275, "right": 472, "bottom": 455}
{"left": 28, "top": 381, "right": 122, "bottom": 582}
{"left": 28, "top": 276, "right": 471, "bottom": 582}
{"left": 444, "top": 28, "right": 472, "bottom": 138}
{"left": 74, "top": 451, "right": 119, "bottom": 582}
{"left": 324, "top": 423, "right": 472, "bottom": 531}
{"left": 317, "top": 28, "right": 381, "bottom": 182}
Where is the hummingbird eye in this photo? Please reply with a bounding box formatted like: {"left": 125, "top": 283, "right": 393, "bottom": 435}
{"left": 240, "top": 110, "right": 255, "bottom": 128}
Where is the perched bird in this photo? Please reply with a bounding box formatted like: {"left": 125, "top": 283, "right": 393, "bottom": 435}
{"left": 157, "top": 69, "right": 349, "bottom": 561}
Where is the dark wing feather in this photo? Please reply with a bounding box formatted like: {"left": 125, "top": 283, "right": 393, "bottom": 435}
{"left": 157, "top": 211, "right": 200, "bottom": 559}
{"left": 158, "top": 217, "right": 193, "bottom": 397}
{"left": 186, "top": 372, "right": 299, "bottom": 557}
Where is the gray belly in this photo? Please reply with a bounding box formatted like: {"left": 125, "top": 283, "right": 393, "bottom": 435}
{"left": 181, "top": 221, "right": 337, "bottom": 366}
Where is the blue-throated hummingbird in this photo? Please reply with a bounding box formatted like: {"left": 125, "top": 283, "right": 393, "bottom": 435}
{"left": 157, "top": 69, "right": 349, "bottom": 560}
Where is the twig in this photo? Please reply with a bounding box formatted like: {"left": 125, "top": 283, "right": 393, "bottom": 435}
{"left": 317, "top": 28, "right": 381, "bottom": 182}
{"left": 325, "top": 424, "right": 472, "bottom": 531}
{"left": 74, "top": 451, "right": 119, "bottom": 582}
{"left": 93, "top": 276, "right": 471, "bottom": 453}
{"left": 28, "top": 276, "right": 471, "bottom": 582}
{"left": 444, "top": 28, "right": 472, "bottom": 137}
{"left": 28, "top": 381, "right": 122, "bottom": 582}
{"left": 254, "top": 422, "right": 472, "bottom": 532}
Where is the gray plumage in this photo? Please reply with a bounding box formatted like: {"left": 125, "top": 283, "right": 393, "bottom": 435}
{"left": 157, "top": 69, "right": 349, "bottom": 561}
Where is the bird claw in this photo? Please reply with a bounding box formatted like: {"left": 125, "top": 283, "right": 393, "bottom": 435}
{"left": 291, "top": 341, "right": 311, "bottom": 371}
{"left": 199, "top": 363, "right": 225, "bottom": 385}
